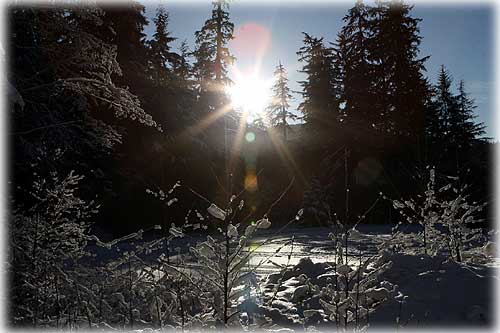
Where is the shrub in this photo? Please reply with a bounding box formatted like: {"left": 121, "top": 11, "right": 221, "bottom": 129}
{"left": 388, "top": 168, "right": 487, "bottom": 261}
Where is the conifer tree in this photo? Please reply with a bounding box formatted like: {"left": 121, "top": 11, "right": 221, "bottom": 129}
{"left": 192, "top": 0, "right": 235, "bottom": 112}
{"left": 334, "top": 0, "right": 377, "bottom": 130}
{"left": 9, "top": 4, "right": 160, "bottom": 232}
{"left": 191, "top": 0, "right": 237, "bottom": 206}
{"left": 435, "top": 65, "right": 456, "bottom": 138}
{"left": 148, "top": 5, "right": 177, "bottom": 86}
{"left": 192, "top": 40, "right": 213, "bottom": 104}
{"left": 424, "top": 87, "right": 443, "bottom": 163}
{"left": 427, "top": 66, "right": 486, "bottom": 171}
{"left": 368, "top": 0, "right": 429, "bottom": 146}
{"left": 332, "top": 31, "right": 349, "bottom": 121}
{"left": 297, "top": 33, "right": 339, "bottom": 129}
{"left": 266, "top": 61, "right": 296, "bottom": 140}
{"left": 447, "top": 79, "right": 486, "bottom": 172}
{"left": 453, "top": 80, "right": 486, "bottom": 148}
{"left": 172, "top": 40, "right": 193, "bottom": 89}
{"left": 99, "top": 2, "right": 149, "bottom": 91}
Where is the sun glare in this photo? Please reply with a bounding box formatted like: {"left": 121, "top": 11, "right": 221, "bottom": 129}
{"left": 227, "top": 75, "right": 271, "bottom": 121}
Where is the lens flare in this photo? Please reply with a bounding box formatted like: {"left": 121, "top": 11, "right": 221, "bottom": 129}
{"left": 226, "top": 73, "right": 272, "bottom": 119}
{"left": 245, "top": 131, "right": 256, "bottom": 143}
{"left": 244, "top": 171, "right": 258, "bottom": 192}
{"left": 227, "top": 22, "right": 273, "bottom": 122}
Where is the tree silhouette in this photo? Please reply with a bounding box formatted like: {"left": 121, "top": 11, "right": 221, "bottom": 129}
{"left": 368, "top": 0, "right": 430, "bottom": 150}
{"left": 172, "top": 40, "right": 193, "bottom": 89}
{"left": 192, "top": 0, "right": 235, "bottom": 113}
{"left": 266, "top": 61, "right": 296, "bottom": 140}
{"left": 297, "top": 33, "right": 339, "bottom": 130}
{"left": 454, "top": 80, "right": 486, "bottom": 148}
{"left": 8, "top": 0, "right": 492, "bottom": 248}
{"left": 148, "top": 5, "right": 178, "bottom": 86}
{"left": 334, "top": 0, "right": 377, "bottom": 130}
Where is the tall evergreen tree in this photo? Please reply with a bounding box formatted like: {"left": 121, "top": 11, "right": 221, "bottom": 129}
{"left": 191, "top": 0, "right": 236, "bottom": 203}
{"left": 424, "top": 87, "right": 443, "bottom": 164}
{"left": 434, "top": 65, "right": 456, "bottom": 138}
{"left": 142, "top": 4, "right": 196, "bottom": 131}
{"left": 426, "top": 65, "right": 488, "bottom": 172}
{"left": 172, "top": 40, "right": 193, "bottom": 88}
{"left": 9, "top": 5, "right": 158, "bottom": 207}
{"left": 297, "top": 33, "right": 339, "bottom": 130}
{"left": 99, "top": 1, "right": 149, "bottom": 91}
{"left": 450, "top": 79, "right": 486, "bottom": 172}
{"left": 148, "top": 5, "right": 178, "bottom": 86}
{"left": 334, "top": 0, "right": 377, "bottom": 130}
{"left": 453, "top": 80, "right": 486, "bottom": 148}
{"left": 192, "top": 0, "right": 235, "bottom": 113}
{"left": 368, "top": 1, "right": 430, "bottom": 147}
{"left": 266, "top": 61, "right": 296, "bottom": 140}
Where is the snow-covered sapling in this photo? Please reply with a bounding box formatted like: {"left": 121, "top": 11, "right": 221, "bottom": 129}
{"left": 389, "top": 168, "right": 487, "bottom": 261}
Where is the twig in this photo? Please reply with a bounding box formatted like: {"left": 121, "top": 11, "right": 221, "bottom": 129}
{"left": 10, "top": 120, "right": 82, "bottom": 136}
{"left": 210, "top": 165, "right": 229, "bottom": 196}
{"left": 187, "top": 187, "right": 212, "bottom": 205}
{"left": 264, "top": 176, "right": 295, "bottom": 216}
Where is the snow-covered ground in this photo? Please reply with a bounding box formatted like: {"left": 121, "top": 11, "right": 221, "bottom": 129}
{"left": 248, "top": 225, "right": 393, "bottom": 276}
{"left": 243, "top": 225, "right": 497, "bottom": 330}
{"left": 87, "top": 224, "right": 497, "bottom": 330}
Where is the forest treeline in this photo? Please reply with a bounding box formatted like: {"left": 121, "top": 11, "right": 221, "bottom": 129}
{"left": 9, "top": 0, "right": 492, "bottom": 236}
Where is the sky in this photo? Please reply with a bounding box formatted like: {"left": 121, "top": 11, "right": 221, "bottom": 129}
{"left": 143, "top": 1, "right": 495, "bottom": 140}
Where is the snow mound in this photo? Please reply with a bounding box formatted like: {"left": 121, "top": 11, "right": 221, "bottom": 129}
{"left": 369, "top": 253, "right": 494, "bottom": 328}
{"left": 259, "top": 252, "right": 494, "bottom": 330}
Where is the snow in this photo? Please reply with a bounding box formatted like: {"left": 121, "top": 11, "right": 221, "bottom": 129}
{"left": 169, "top": 225, "right": 184, "bottom": 237}
{"left": 369, "top": 253, "right": 495, "bottom": 327}
{"left": 207, "top": 203, "right": 227, "bottom": 221}
{"left": 257, "top": 217, "right": 272, "bottom": 229}
{"left": 228, "top": 223, "right": 238, "bottom": 238}
{"left": 53, "top": 224, "right": 497, "bottom": 331}
{"left": 245, "top": 225, "right": 496, "bottom": 330}
{"left": 247, "top": 225, "right": 388, "bottom": 276}
{"left": 483, "top": 241, "right": 496, "bottom": 257}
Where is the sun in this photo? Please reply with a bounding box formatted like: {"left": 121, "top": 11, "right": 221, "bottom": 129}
{"left": 227, "top": 74, "right": 272, "bottom": 121}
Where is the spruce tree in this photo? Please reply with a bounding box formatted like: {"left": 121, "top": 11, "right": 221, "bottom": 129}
{"left": 449, "top": 79, "right": 486, "bottom": 172}
{"left": 192, "top": 0, "right": 235, "bottom": 113}
{"left": 454, "top": 80, "right": 486, "bottom": 148}
{"left": 172, "top": 40, "right": 193, "bottom": 89}
{"left": 334, "top": 0, "right": 377, "bottom": 130}
{"left": 427, "top": 65, "right": 487, "bottom": 172}
{"left": 435, "top": 65, "right": 456, "bottom": 138}
{"left": 191, "top": 0, "right": 236, "bottom": 205}
{"left": 9, "top": 5, "right": 159, "bottom": 209}
{"left": 368, "top": 0, "right": 430, "bottom": 146}
{"left": 297, "top": 33, "right": 339, "bottom": 130}
{"left": 99, "top": 2, "right": 149, "bottom": 91}
{"left": 266, "top": 61, "right": 296, "bottom": 140}
{"left": 424, "top": 86, "right": 443, "bottom": 163}
{"left": 148, "top": 5, "right": 178, "bottom": 86}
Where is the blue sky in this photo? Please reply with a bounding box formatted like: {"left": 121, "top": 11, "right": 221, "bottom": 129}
{"left": 143, "top": 2, "right": 495, "bottom": 140}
